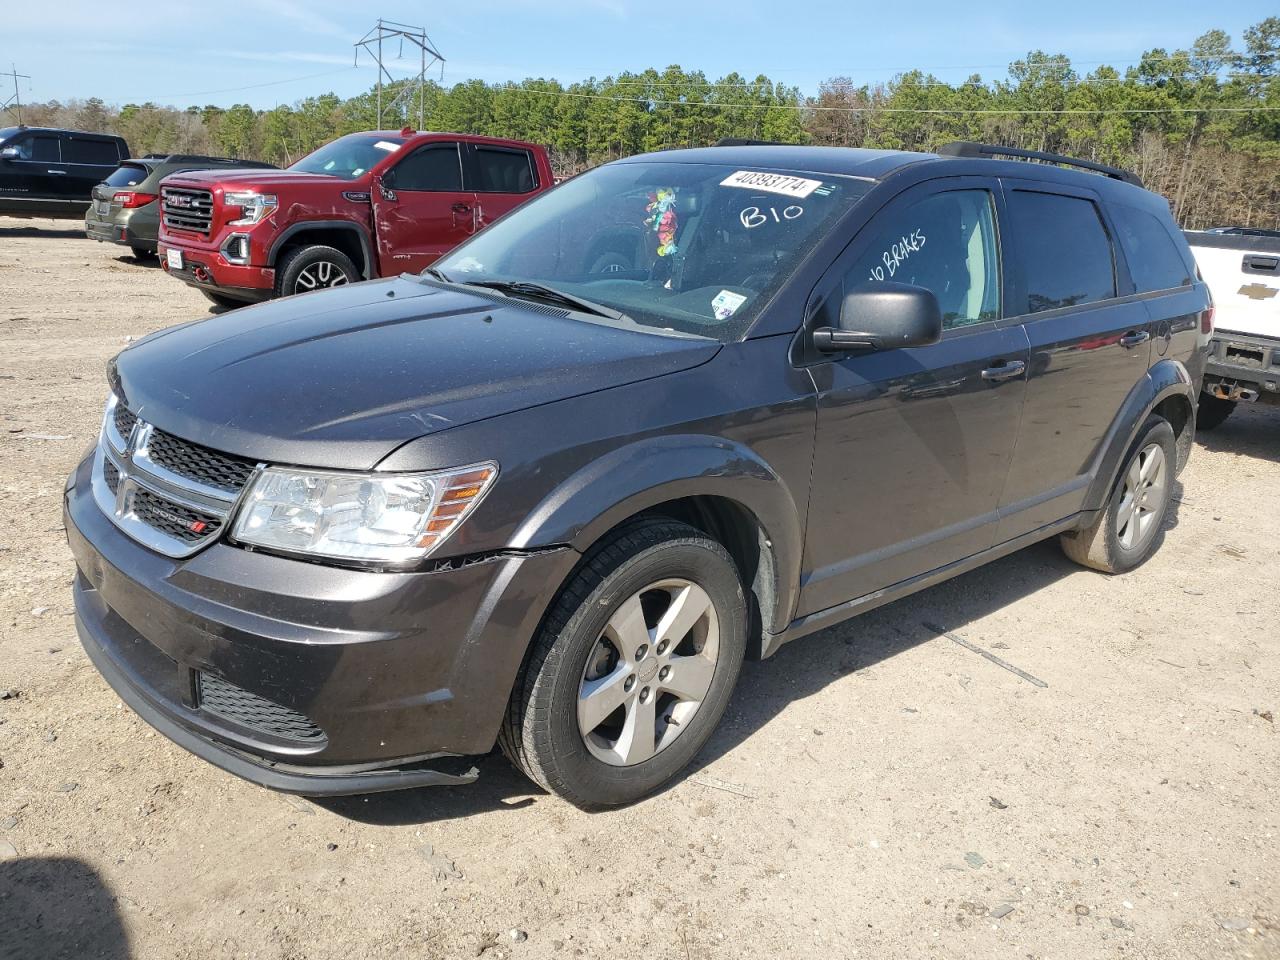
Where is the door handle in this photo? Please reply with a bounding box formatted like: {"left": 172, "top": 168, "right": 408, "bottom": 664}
{"left": 1119, "top": 330, "right": 1151, "bottom": 348}
{"left": 980, "top": 360, "right": 1026, "bottom": 383}
{"left": 47, "top": 169, "right": 67, "bottom": 175}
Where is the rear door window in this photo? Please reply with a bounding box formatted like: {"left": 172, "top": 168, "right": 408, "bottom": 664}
{"left": 472, "top": 146, "right": 537, "bottom": 194}
{"left": 64, "top": 138, "right": 121, "bottom": 165}
{"left": 1110, "top": 205, "right": 1193, "bottom": 292}
{"left": 840, "top": 189, "right": 1001, "bottom": 329}
{"left": 1009, "top": 191, "right": 1115, "bottom": 314}
{"left": 388, "top": 143, "right": 462, "bottom": 192}
{"left": 105, "top": 164, "right": 150, "bottom": 187}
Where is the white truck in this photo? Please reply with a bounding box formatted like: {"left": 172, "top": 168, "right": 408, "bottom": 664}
{"left": 1185, "top": 228, "right": 1280, "bottom": 429}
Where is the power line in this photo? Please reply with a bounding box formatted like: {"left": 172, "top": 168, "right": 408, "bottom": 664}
{"left": 2, "top": 63, "right": 31, "bottom": 123}
{"left": 134, "top": 66, "right": 358, "bottom": 101}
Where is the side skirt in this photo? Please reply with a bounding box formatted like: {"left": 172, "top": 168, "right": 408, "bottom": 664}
{"left": 761, "top": 513, "right": 1087, "bottom": 658}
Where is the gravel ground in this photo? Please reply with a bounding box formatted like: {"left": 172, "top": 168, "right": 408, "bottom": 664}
{"left": 0, "top": 217, "right": 1276, "bottom": 960}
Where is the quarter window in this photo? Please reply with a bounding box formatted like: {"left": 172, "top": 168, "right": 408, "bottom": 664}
{"left": 472, "top": 147, "right": 536, "bottom": 194}
{"left": 388, "top": 144, "right": 462, "bottom": 192}
{"left": 1109, "top": 204, "right": 1192, "bottom": 292}
{"left": 842, "top": 189, "right": 1001, "bottom": 329}
{"left": 1009, "top": 191, "right": 1116, "bottom": 314}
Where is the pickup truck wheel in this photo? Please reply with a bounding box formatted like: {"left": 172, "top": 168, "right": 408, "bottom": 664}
{"left": 200, "top": 290, "right": 246, "bottom": 310}
{"left": 276, "top": 245, "right": 359, "bottom": 298}
{"left": 1195, "top": 393, "right": 1235, "bottom": 431}
{"left": 1060, "top": 415, "right": 1176, "bottom": 573}
{"left": 500, "top": 519, "right": 746, "bottom": 809}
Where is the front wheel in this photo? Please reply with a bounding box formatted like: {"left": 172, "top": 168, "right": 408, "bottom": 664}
{"left": 500, "top": 519, "right": 746, "bottom": 809}
{"left": 275, "top": 245, "right": 360, "bottom": 298}
{"left": 201, "top": 290, "right": 247, "bottom": 311}
{"left": 1060, "top": 415, "right": 1176, "bottom": 573}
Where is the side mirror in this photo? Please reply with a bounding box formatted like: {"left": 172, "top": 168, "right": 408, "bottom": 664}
{"left": 375, "top": 172, "right": 396, "bottom": 201}
{"left": 0, "top": 146, "right": 19, "bottom": 161}
{"left": 813, "top": 281, "right": 943, "bottom": 353}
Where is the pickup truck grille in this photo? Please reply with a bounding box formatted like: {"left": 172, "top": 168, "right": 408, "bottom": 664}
{"left": 92, "top": 394, "right": 259, "bottom": 559}
{"left": 161, "top": 186, "right": 214, "bottom": 235}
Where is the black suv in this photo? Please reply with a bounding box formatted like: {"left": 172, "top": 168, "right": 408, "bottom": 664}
{"left": 65, "top": 142, "right": 1211, "bottom": 809}
{"left": 0, "top": 126, "right": 130, "bottom": 218}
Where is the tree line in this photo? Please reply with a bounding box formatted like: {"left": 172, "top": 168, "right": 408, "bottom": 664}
{"left": 14, "top": 17, "right": 1279, "bottom": 229}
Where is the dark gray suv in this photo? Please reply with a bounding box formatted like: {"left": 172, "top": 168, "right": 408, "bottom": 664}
{"left": 65, "top": 142, "right": 1212, "bottom": 808}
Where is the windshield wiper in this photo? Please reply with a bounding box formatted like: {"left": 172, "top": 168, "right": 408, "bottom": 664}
{"left": 422, "top": 267, "right": 452, "bottom": 283}
{"left": 463, "top": 279, "right": 630, "bottom": 323}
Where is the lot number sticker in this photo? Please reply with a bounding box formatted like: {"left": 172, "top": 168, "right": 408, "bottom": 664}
{"left": 721, "top": 170, "right": 823, "bottom": 199}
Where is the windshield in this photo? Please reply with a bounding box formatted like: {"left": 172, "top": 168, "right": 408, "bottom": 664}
{"left": 289, "top": 134, "right": 405, "bottom": 180}
{"left": 431, "top": 160, "right": 871, "bottom": 341}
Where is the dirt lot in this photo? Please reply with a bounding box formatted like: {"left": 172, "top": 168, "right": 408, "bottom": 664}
{"left": 0, "top": 216, "right": 1276, "bottom": 960}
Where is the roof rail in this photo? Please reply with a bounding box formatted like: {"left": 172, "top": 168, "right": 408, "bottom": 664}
{"left": 163, "top": 154, "right": 277, "bottom": 168}
{"left": 713, "top": 137, "right": 788, "bottom": 147}
{"left": 936, "top": 141, "right": 1143, "bottom": 188}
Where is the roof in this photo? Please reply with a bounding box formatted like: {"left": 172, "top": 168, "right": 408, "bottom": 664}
{"left": 620, "top": 143, "right": 1160, "bottom": 208}
{"left": 0, "top": 125, "right": 125, "bottom": 141}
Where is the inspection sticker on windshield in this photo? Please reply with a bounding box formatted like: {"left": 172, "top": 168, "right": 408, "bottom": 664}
{"left": 712, "top": 289, "right": 748, "bottom": 320}
{"left": 720, "top": 170, "right": 823, "bottom": 199}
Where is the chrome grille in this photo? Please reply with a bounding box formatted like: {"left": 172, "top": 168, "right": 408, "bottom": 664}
{"left": 197, "top": 672, "right": 326, "bottom": 744}
{"left": 161, "top": 186, "right": 214, "bottom": 235}
{"left": 92, "top": 394, "right": 259, "bottom": 558}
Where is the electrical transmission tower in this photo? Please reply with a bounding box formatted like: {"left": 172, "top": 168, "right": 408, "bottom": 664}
{"left": 3, "top": 64, "right": 32, "bottom": 124}
{"left": 354, "top": 20, "right": 445, "bottom": 131}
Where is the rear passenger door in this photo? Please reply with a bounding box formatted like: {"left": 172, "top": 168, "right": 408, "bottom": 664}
{"left": 62, "top": 135, "right": 124, "bottom": 205}
{"left": 994, "top": 181, "right": 1155, "bottom": 542}
{"left": 799, "top": 178, "right": 1030, "bottom": 616}
{"left": 465, "top": 143, "right": 541, "bottom": 229}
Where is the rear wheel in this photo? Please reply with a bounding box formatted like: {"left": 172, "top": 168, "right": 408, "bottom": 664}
{"left": 500, "top": 519, "right": 746, "bottom": 809}
{"left": 130, "top": 246, "right": 154, "bottom": 261}
{"left": 1195, "top": 393, "right": 1235, "bottom": 431}
{"left": 1060, "top": 415, "right": 1176, "bottom": 573}
{"left": 275, "top": 245, "right": 360, "bottom": 298}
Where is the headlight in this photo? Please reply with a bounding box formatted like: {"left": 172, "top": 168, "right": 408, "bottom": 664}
{"left": 230, "top": 462, "right": 497, "bottom": 565}
{"left": 224, "top": 191, "right": 277, "bottom": 226}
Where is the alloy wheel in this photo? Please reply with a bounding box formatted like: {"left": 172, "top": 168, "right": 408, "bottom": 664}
{"left": 294, "top": 260, "right": 350, "bottom": 293}
{"left": 1116, "top": 442, "right": 1167, "bottom": 551}
{"left": 577, "top": 578, "right": 720, "bottom": 766}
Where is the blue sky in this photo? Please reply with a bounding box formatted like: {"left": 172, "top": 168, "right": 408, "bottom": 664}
{"left": 1, "top": 0, "right": 1269, "bottom": 110}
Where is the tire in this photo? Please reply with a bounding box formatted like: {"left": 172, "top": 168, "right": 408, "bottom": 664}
{"left": 1060, "top": 415, "right": 1177, "bottom": 573}
{"left": 1195, "top": 393, "right": 1235, "bottom": 431}
{"left": 130, "top": 246, "right": 155, "bottom": 261}
{"left": 500, "top": 519, "right": 746, "bottom": 809}
{"left": 200, "top": 290, "right": 247, "bottom": 310}
{"left": 274, "top": 245, "right": 360, "bottom": 298}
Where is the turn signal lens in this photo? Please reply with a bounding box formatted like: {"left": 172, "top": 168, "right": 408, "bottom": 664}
{"left": 113, "top": 191, "right": 158, "bottom": 208}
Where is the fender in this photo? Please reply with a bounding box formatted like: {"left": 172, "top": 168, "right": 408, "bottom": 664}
{"left": 1082, "top": 357, "right": 1195, "bottom": 514}
{"left": 508, "top": 434, "right": 805, "bottom": 641}
{"left": 267, "top": 220, "right": 376, "bottom": 279}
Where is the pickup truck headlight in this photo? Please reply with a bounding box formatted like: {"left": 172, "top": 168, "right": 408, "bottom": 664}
{"left": 230, "top": 462, "right": 497, "bottom": 564}
{"left": 224, "top": 191, "right": 277, "bottom": 226}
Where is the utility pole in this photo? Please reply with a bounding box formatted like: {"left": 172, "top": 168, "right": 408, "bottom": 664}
{"left": 3, "top": 64, "right": 32, "bottom": 125}
{"left": 354, "top": 20, "right": 444, "bottom": 130}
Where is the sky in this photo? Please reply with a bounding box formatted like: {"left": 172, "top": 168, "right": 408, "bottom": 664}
{"left": 0, "top": 0, "right": 1270, "bottom": 111}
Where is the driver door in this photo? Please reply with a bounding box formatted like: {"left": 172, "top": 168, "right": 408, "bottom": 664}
{"left": 798, "top": 178, "right": 1030, "bottom": 616}
{"left": 372, "top": 141, "right": 477, "bottom": 275}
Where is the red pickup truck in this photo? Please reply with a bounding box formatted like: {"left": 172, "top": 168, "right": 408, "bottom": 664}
{"left": 157, "top": 129, "right": 553, "bottom": 307}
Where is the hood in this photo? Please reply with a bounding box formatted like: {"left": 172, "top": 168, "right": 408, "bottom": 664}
{"left": 111, "top": 277, "right": 719, "bottom": 470}
{"left": 160, "top": 169, "right": 347, "bottom": 190}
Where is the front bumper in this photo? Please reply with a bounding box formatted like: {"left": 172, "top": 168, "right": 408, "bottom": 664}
{"left": 159, "top": 233, "right": 275, "bottom": 302}
{"left": 65, "top": 452, "right": 577, "bottom": 794}
{"left": 1204, "top": 330, "right": 1280, "bottom": 404}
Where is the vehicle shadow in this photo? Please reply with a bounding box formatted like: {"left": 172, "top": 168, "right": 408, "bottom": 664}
{"left": 0, "top": 856, "right": 131, "bottom": 960}
{"left": 323, "top": 520, "right": 1161, "bottom": 825}
{"left": 0, "top": 224, "right": 86, "bottom": 240}
{"left": 1196, "top": 401, "right": 1280, "bottom": 465}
